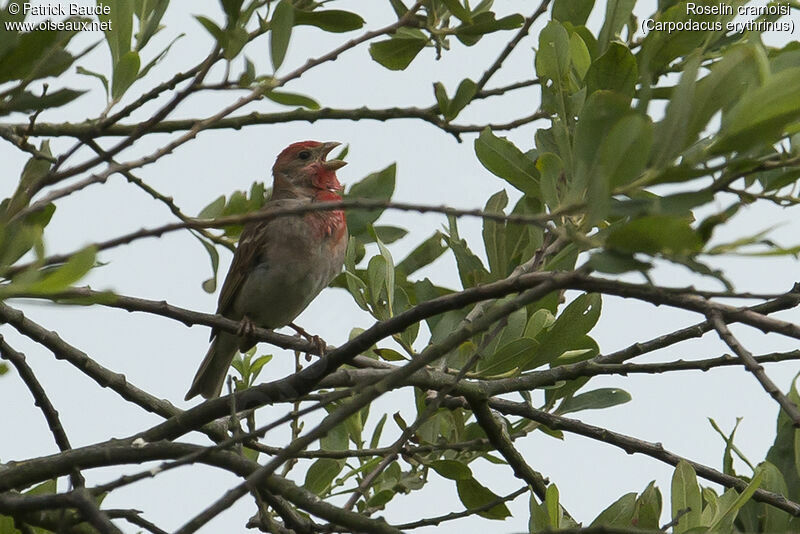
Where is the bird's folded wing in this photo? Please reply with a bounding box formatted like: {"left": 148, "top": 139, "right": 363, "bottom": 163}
{"left": 213, "top": 221, "right": 263, "bottom": 338}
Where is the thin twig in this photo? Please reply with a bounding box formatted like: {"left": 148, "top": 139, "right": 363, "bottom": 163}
{"left": 393, "top": 486, "right": 528, "bottom": 529}
{"left": 475, "top": 0, "right": 553, "bottom": 91}
{"left": 0, "top": 336, "right": 85, "bottom": 488}
{"left": 708, "top": 311, "right": 800, "bottom": 427}
{"left": 11, "top": 199, "right": 576, "bottom": 274}
{"left": 470, "top": 397, "right": 800, "bottom": 516}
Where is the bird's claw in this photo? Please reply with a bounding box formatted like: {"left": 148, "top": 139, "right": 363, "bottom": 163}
{"left": 289, "top": 322, "right": 327, "bottom": 355}
{"left": 236, "top": 317, "right": 256, "bottom": 337}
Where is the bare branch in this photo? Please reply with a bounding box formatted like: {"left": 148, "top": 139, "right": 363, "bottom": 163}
{"left": 477, "top": 397, "right": 800, "bottom": 516}
{"left": 469, "top": 398, "right": 548, "bottom": 497}
{"left": 708, "top": 311, "right": 800, "bottom": 426}
{"left": 393, "top": 486, "right": 528, "bottom": 530}
{"left": 0, "top": 335, "right": 85, "bottom": 488}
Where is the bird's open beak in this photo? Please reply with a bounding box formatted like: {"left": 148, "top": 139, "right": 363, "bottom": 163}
{"left": 321, "top": 141, "right": 347, "bottom": 171}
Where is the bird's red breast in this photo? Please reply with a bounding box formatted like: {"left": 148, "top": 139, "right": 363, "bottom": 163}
{"left": 308, "top": 189, "right": 346, "bottom": 241}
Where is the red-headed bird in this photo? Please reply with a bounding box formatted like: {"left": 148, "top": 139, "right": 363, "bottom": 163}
{"left": 185, "top": 141, "right": 348, "bottom": 400}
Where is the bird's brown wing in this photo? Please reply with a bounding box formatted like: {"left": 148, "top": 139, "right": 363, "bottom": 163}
{"left": 212, "top": 219, "right": 266, "bottom": 339}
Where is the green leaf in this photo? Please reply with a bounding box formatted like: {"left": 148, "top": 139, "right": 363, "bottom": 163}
{"left": 585, "top": 42, "right": 637, "bottom": 97}
{"left": 430, "top": 459, "right": 472, "bottom": 480}
{"left": 527, "top": 293, "right": 602, "bottom": 368}
{"left": 754, "top": 461, "right": 791, "bottom": 532}
{"left": 634, "top": 481, "right": 662, "bottom": 529}
{"left": 264, "top": 90, "right": 319, "bottom": 109}
{"left": 270, "top": 0, "right": 294, "bottom": 71}
{"left": 650, "top": 53, "right": 700, "bottom": 167}
{"left": 586, "top": 113, "right": 653, "bottom": 222}
{"left": 569, "top": 32, "right": 591, "bottom": 80}
{"left": 707, "top": 469, "right": 763, "bottom": 532}
{"left": 303, "top": 458, "right": 343, "bottom": 496}
{"left": 195, "top": 15, "right": 225, "bottom": 43}
{"left": 455, "top": 13, "right": 524, "bottom": 45}
{"left": 569, "top": 90, "right": 632, "bottom": 204}
{"left": 198, "top": 195, "right": 226, "bottom": 219}
{"left": 587, "top": 250, "right": 652, "bottom": 274}
{"left": 557, "top": 388, "right": 631, "bottom": 415}
{"left": 524, "top": 309, "right": 555, "bottom": 339}
{"left": 477, "top": 337, "right": 538, "bottom": 378}
{"left": 0, "top": 88, "right": 86, "bottom": 116}
{"left": 372, "top": 227, "right": 395, "bottom": 315}
{"left": 345, "top": 164, "right": 396, "bottom": 238}
{"left": 198, "top": 237, "right": 220, "bottom": 293}
{"left": 344, "top": 237, "right": 369, "bottom": 311}
{"left": 456, "top": 478, "right": 511, "bottom": 519}
{"left": 535, "top": 21, "right": 570, "bottom": 84}
{"left": 374, "top": 348, "right": 406, "bottom": 361}
{"left": 76, "top": 66, "right": 109, "bottom": 100}
{"left": 482, "top": 190, "right": 508, "bottom": 277}
{"left": 671, "top": 460, "right": 702, "bottom": 534}
{"left": 369, "top": 35, "right": 426, "bottom": 71}
{"left": 387, "top": 0, "right": 409, "bottom": 18}
{"left": 134, "top": 0, "right": 169, "bottom": 50}
{"left": 606, "top": 215, "right": 703, "bottom": 256}
{"left": 553, "top": 0, "right": 595, "bottom": 25}
{"left": 99, "top": 0, "right": 133, "bottom": 66}
{"left": 686, "top": 43, "right": 760, "bottom": 145}
{"left": 447, "top": 78, "right": 477, "bottom": 120}
{"left": 111, "top": 50, "right": 140, "bottom": 99}
{"left": 434, "top": 81, "right": 449, "bottom": 116}
{"left": 368, "top": 489, "right": 395, "bottom": 508}
{"left": 475, "top": 128, "right": 539, "bottom": 197}
{"left": 546, "top": 484, "right": 560, "bottom": 528}
{"left": 396, "top": 232, "right": 446, "bottom": 276}
{"left": 440, "top": 0, "right": 471, "bottom": 23}
{"left": 21, "top": 247, "right": 96, "bottom": 295}
{"left": 221, "top": 0, "right": 244, "bottom": 24}
{"left": 366, "top": 255, "right": 387, "bottom": 310}
{"left": 249, "top": 354, "right": 272, "bottom": 382}
{"left": 444, "top": 216, "right": 489, "bottom": 288}
{"left": 712, "top": 67, "right": 800, "bottom": 154}
{"left": 293, "top": 9, "right": 365, "bottom": 32}
{"left": 529, "top": 492, "right": 551, "bottom": 532}
{"left": 590, "top": 492, "right": 636, "bottom": 527}
{"left": 597, "top": 0, "right": 635, "bottom": 54}
{"left": 370, "top": 414, "right": 387, "bottom": 448}
{"left": 766, "top": 374, "right": 800, "bottom": 506}
{"left": 224, "top": 27, "right": 249, "bottom": 61}
{"left": 370, "top": 226, "right": 407, "bottom": 244}
{"left": 588, "top": 115, "right": 653, "bottom": 222}
{"left": 0, "top": 25, "right": 80, "bottom": 83}
{"left": 26, "top": 479, "right": 56, "bottom": 495}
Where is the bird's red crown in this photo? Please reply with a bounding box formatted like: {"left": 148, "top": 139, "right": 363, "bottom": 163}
{"left": 274, "top": 141, "right": 323, "bottom": 168}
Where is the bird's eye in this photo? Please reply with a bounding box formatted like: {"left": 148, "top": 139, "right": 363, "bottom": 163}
{"left": 298, "top": 150, "right": 311, "bottom": 160}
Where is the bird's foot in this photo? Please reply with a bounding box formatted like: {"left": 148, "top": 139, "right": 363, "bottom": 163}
{"left": 289, "top": 322, "right": 327, "bottom": 355}
{"left": 236, "top": 316, "right": 257, "bottom": 340}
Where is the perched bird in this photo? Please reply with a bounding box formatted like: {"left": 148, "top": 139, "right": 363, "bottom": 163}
{"left": 185, "top": 141, "right": 348, "bottom": 400}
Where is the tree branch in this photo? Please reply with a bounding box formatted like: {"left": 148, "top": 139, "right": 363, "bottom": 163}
{"left": 0, "top": 335, "right": 85, "bottom": 489}
{"left": 708, "top": 311, "right": 800, "bottom": 426}
{"left": 478, "top": 397, "right": 800, "bottom": 516}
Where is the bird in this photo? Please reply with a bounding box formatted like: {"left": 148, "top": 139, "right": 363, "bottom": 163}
{"left": 185, "top": 140, "right": 348, "bottom": 400}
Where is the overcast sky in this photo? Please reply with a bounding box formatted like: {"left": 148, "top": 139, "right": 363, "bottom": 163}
{"left": 2, "top": 0, "right": 800, "bottom": 532}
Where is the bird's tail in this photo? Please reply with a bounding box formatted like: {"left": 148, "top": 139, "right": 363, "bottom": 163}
{"left": 185, "top": 332, "right": 239, "bottom": 400}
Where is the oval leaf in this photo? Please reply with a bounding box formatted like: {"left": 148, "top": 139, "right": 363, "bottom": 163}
{"left": 270, "top": 0, "right": 294, "bottom": 71}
